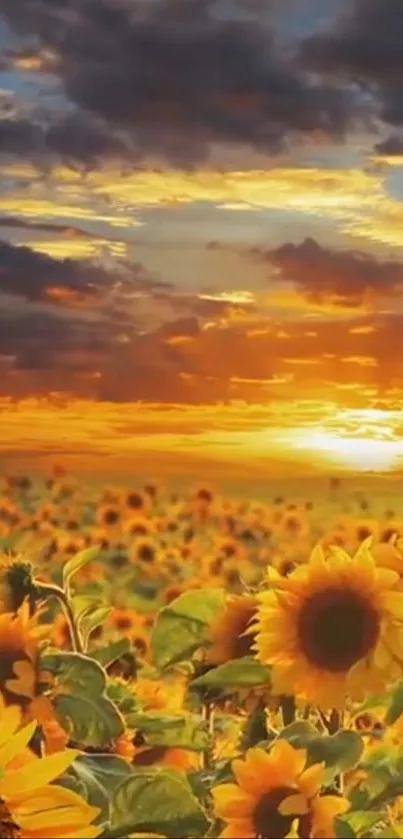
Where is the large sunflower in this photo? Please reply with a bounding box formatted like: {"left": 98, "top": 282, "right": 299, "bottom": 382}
{"left": 206, "top": 594, "right": 259, "bottom": 665}
{"left": 212, "top": 739, "right": 348, "bottom": 838}
{"left": 254, "top": 542, "right": 403, "bottom": 709}
{"left": 0, "top": 693, "right": 101, "bottom": 838}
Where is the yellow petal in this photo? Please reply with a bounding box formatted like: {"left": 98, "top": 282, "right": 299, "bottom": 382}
{"left": 278, "top": 793, "right": 309, "bottom": 816}
{"left": 0, "top": 705, "right": 22, "bottom": 745}
{"left": 0, "top": 720, "right": 36, "bottom": 771}
{"left": 299, "top": 762, "right": 326, "bottom": 798}
{"left": 14, "top": 785, "right": 100, "bottom": 817}
{"left": 381, "top": 591, "right": 403, "bottom": 619}
{"left": 17, "top": 805, "right": 100, "bottom": 831}
{"left": 1, "top": 749, "right": 79, "bottom": 799}
{"left": 271, "top": 739, "right": 307, "bottom": 781}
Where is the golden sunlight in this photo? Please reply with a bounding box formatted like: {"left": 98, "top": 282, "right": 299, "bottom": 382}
{"left": 289, "top": 409, "right": 403, "bottom": 472}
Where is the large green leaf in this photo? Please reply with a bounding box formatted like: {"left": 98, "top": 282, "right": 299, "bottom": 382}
{"left": 93, "top": 639, "right": 131, "bottom": 668}
{"left": 41, "top": 651, "right": 124, "bottom": 747}
{"left": 71, "top": 595, "right": 105, "bottom": 621}
{"left": 62, "top": 755, "right": 133, "bottom": 823}
{"left": 108, "top": 768, "right": 209, "bottom": 838}
{"left": 342, "top": 811, "right": 385, "bottom": 837}
{"left": 191, "top": 656, "right": 270, "bottom": 692}
{"left": 126, "top": 712, "right": 208, "bottom": 751}
{"left": 151, "top": 589, "right": 225, "bottom": 670}
{"left": 80, "top": 606, "right": 113, "bottom": 644}
{"left": 335, "top": 819, "right": 356, "bottom": 839}
{"left": 106, "top": 680, "right": 140, "bottom": 717}
{"left": 63, "top": 546, "right": 100, "bottom": 589}
{"left": 280, "top": 721, "right": 363, "bottom": 776}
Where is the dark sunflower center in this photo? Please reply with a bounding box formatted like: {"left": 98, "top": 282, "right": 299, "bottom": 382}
{"left": 115, "top": 616, "right": 133, "bottom": 631}
{"left": 138, "top": 545, "right": 155, "bottom": 563}
{"left": 0, "top": 798, "right": 21, "bottom": 839}
{"left": 253, "top": 786, "right": 298, "bottom": 839}
{"left": 127, "top": 493, "right": 144, "bottom": 509}
{"left": 297, "top": 587, "right": 380, "bottom": 672}
{"left": 133, "top": 636, "right": 148, "bottom": 656}
{"left": 104, "top": 510, "right": 119, "bottom": 525}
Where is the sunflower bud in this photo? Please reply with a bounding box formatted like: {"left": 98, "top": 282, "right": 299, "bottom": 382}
{"left": 0, "top": 555, "right": 36, "bottom": 614}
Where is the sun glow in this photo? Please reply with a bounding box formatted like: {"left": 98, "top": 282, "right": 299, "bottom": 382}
{"left": 289, "top": 409, "right": 403, "bottom": 472}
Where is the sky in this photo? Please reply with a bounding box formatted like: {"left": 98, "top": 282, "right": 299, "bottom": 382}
{"left": 1, "top": 0, "right": 403, "bottom": 480}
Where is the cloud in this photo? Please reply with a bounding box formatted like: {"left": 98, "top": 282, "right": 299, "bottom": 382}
{"left": 0, "top": 213, "right": 113, "bottom": 239}
{"left": 0, "top": 238, "right": 111, "bottom": 303}
{"left": 374, "top": 135, "right": 403, "bottom": 156}
{"left": 0, "top": 0, "right": 360, "bottom": 166}
{"left": 299, "top": 0, "right": 403, "bottom": 129}
{"left": 0, "top": 111, "right": 133, "bottom": 170}
{"left": 255, "top": 237, "right": 403, "bottom": 307}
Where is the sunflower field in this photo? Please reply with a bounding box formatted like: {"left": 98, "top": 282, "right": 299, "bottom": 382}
{"left": 2, "top": 472, "right": 403, "bottom": 839}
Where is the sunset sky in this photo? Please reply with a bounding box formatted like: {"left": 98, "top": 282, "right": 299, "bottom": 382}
{"left": 1, "top": 0, "right": 403, "bottom": 480}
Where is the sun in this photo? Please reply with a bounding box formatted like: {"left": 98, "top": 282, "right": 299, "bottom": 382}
{"left": 304, "top": 431, "right": 403, "bottom": 471}
{"left": 289, "top": 408, "right": 403, "bottom": 472}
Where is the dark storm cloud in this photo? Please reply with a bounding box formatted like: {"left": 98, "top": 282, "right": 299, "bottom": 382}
{"left": 299, "top": 0, "right": 403, "bottom": 127}
{"left": 255, "top": 238, "right": 403, "bottom": 306}
{"left": 0, "top": 111, "right": 132, "bottom": 169}
{"left": 0, "top": 0, "right": 359, "bottom": 166}
{"left": 0, "top": 239, "right": 108, "bottom": 302}
{"left": 0, "top": 214, "right": 109, "bottom": 239}
{"left": 374, "top": 135, "right": 403, "bottom": 156}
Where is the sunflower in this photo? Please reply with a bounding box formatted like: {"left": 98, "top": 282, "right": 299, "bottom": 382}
{"left": 132, "top": 539, "right": 158, "bottom": 567}
{"left": 96, "top": 505, "right": 121, "bottom": 529}
{"left": 212, "top": 739, "right": 348, "bottom": 838}
{"left": 109, "top": 607, "right": 144, "bottom": 636}
{"left": 125, "top": 490, "right": 148, "bottom": 513}
{"left": 134, "top": 676, "right": 186, "bottom": 713}
{"left": 0, "top": 693, "right": 101, "bottom": 838}
{"left": 124, "top": 516, "right": 154, "bottom": 539}
{"left": 0, "top": 602, "right": 53, "bottom": 723}
{"left": 206, "top": 595, "right": 259, "bottom": 666}
{"left": 254, "top": 542, "right": 403, "bottom": 709}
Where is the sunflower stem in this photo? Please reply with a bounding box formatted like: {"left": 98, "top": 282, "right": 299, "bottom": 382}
{"left": 329, "top": 709, "right": 342, "bottom": 734}
{"left": 280, "top": 695, "right": 296, "bottom": 726}
{"left": 201, "top": 700, "right": 215, "bottom": 771}
{"left": 34, "top": 580, "right": 84, "bottom": 654}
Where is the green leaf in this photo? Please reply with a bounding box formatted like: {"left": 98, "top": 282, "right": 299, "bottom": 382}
{"left": 93, "top": 638, "right": 132, "bottom": 668}
{"left": 71, "top": 595, "right": 105, "bottom": 621}
{"left": 41, "top": 651, "right": 124, "bottom": 747}
{"left": 343, "top": 811, "right": 384, "bottom": 837}
{"left": 79, "top": 606, "right": 113, "bottom": 643}
{"left": 126, "top": 712, "right": 208, "bottom": 751}
{"left": 151, "top": 589, "right": 225, "bottom": 670}
{"left": 63, "top": 546, "right": 100, "bottom": 589}
{"left": 335, "top": 818, "right": 357, "bottom": 839}
{"left": 106, "top": 680, "right": 140, "bottom": 717}
{"left": 385, "top": 681, "right": 403, "bottom": 725}
{"left": 280, "top": 722, "right": 364, "bottom": 775}
{"left": 62, "top": 755, "right": 133, "bottom": 823}
{"left": 109, "top": 768, "right": 210, "bottom": 838}
{"left": 191, "top": 656, "right": 270, "bottom": 692}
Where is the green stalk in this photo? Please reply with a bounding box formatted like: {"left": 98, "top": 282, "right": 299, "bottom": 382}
{"left": 35, "top": 580, "right": 84, "bottom": 654}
